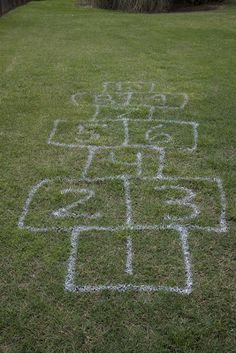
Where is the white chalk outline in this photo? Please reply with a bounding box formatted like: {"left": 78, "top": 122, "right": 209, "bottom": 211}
{"left": 21, "top": 82, "right": 228, "bottom": 294}
{"left": 64, "top": 225, "right": 192, "bottom": 294}
{"left": 48, "top": 119, "right": 198, "bottom": 152}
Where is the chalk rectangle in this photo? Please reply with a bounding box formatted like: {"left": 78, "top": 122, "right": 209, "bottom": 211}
{"left": 84, "top": 146, "right": 164, "bottom": 179}
{"left": 48, "top": 120, "right": 126, "bottom": 148}
{"left": 128, "top": 120, "right": 198, "bottom": 152}
{"left": 19, "top": 178, "right": 127, "bottom": 233}
{"left": 130, "top": 177, "right": 226, "bottom": 232}
{"left": 67, "top": 227, "right": 192, "bottom": 294}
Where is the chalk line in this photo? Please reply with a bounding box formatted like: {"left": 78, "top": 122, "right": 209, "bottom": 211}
{"left": 64, "top": 228, "right": 80, "bottom": 292}
{"left": 125, "top": 236, "right": 133, "bottom": 275}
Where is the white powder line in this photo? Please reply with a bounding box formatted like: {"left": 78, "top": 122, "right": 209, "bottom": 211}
{"left": 192, "top": 122, "right": 199, "bottom": 152}
{"left": 20, "top": 223, "right": 226, "bottom": 235}
{"left": 124, "top": 91, "right": 133, "bottom": 106}
{"left": 64, "top": 228, "right": 80, "bottom": 292}
{"left": 213, "top": 177, "right": 227, "bottom": 232}
{"left": 179, "top": 226, "right": 193, "bottom": 292}
{"left": 18, "top": 178, "right": 51, "bottom": 229}
{"left": 124, "top": 177, "right": 133, "bottom": 226}
{"left": 48, "top": 119, "right": 61, "bottom": 146}
{"left": 17, "top": 175, "right": 223, "bottom": 191}
{"left": 57, "top": 118, "right": 196, "bottom": 124}
{"left": 179, "top": 94, "right": 189, "bottom": 110}
{"left": 92, "top": 105, "right": 100, "bottom": 121}
{"left": 48, "top": 141, "right": 165, "bottom": 152}
{"left": 70, "top": 284, "right": 191, "bottom": 294}
{"left": 137, "top": 152, "right": 142, "bottom": 177}
{"left": 92, "top": 102, "right": 187, "bottom": 111}
{"left": 157, "top": 148, "right": 165, "bottom": 178}
{"left": 122, "top": 118, "right": 129, "bottom": 146}
{"left": 155, "top": 175, "right": 216, "bottom": 182}
{"left": 82, "top": 147, "right": 96, "bottom": 178}
{"left": 147, "top": 106, "right": 155, "bottom": 120}
{"left": 125, "top": 236, "right": 133, "bottom": 275}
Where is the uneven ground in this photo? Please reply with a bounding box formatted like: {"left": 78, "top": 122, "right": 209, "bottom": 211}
{"left": 0, "top": 1, "right": 236, "bottom": 352}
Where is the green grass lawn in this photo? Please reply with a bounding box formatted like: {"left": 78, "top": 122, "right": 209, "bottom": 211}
{"left": 1, "top": 1, "right": 236, "bottom": 352}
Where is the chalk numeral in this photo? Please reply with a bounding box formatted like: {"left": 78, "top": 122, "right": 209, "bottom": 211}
{"left": 52, "top": 188, "right": 101, "bottom": 219}
{"left": 155, "top": 185, "right": 200, "bottom": 222}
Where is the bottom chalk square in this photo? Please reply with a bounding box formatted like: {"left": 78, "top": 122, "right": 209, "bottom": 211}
{"left": 65, "top": 226, "right": 192, "bottom": 294}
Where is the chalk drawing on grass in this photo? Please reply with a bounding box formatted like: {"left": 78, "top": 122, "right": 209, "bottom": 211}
{"left": 19, "top": 81, "right": 228, "bottom": 294}
{"left": 18, "top": 176, "right": 227, "bottom": 234}
{"left": 71, "top": 82, "right": 189, "bottom": 121}
{"left": 81, "top": 146, "right": 165, "bottom": 179}
{"left": 65, "top": 225, "right": 192, "bottom": 294}
{"left": 154, "top": 185, "right": 200, "bottom": 222}
{"left": 18, "top": 175, "right": 227, "bottom": 293}
{"left": 48, "top": 119, "right": 198, "bottom": 152}
{"left": 52, "top": 188, "right": 101, "bottom": 220}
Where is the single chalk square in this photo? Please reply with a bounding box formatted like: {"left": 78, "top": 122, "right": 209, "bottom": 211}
{"left": 84, "top": 147, "right": 164, "bottom": 179}
{"left": 19, "top": 178, "right": 127, "bottom": 233}
{"left": 48, "top": 120, "right": 126, "bottom": 148}
{"left": 128, "top": 120, "right": 198, "bottom": 152}
{"left": 130, "top": 177, "right": 226, "bottom": 232}
{"left": 66, "top": 227, "right": 192, "bottom": 294}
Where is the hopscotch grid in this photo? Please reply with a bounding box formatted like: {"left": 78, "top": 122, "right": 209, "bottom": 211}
{"left": 21, "top": 82, "right": 228, "bottom": 295}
